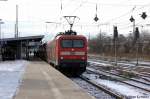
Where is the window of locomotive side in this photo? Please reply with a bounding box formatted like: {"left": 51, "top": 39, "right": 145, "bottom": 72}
{"left": 73, "top": 40, "right": 84, "bottom": 48}
{"left": 61, "top": 39, "right": 84, "bottom": 48}
{"left": 61, "top": 40, "right": 72, "bottom": 48}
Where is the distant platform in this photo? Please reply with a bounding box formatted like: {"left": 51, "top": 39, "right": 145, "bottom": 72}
{"left": 0, "top": 35, "right": 44, "bottom": 60}
{"left": 14, "top": 61, "right": 95, "bottom": 99}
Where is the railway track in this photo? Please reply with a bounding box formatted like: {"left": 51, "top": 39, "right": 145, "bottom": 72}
{"left": 86, "top": 68, "right": 150, "bottom": 93}
{"left": 88, "top": 60, "right": 150, "bottom": 84}
{"left": 88, "top": 55, "right": 150, "bottom": 66}
{"left": 141, "top": 76, "right": 150, "bottom": 83}
{"left": 141, "top": 72, "right": 150, "bottom": 76}
{"left": 79, "top": 75, "right": 124, "bottom": 99}
{"left": 92, "top": 67, "right": 150, "bottom": 86}
{"left": 88, "top": 56, "right": 150, "bottom": 67}
{"left": 95, "top": 70, "right": 150, "bottom": 86}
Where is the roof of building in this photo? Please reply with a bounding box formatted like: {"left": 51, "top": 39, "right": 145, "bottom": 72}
{"left": 0, "top": 35, "right": 44, "bottom": 42}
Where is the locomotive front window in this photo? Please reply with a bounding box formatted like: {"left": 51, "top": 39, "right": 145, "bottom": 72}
{"left": 61, "top": 39, "right": 84, "bottom": 48}
{"left": 73, "top": 40, "right": 84, "bottom": 48}
{"left": 61, "top": 40, "right": 72, "bottom": 48}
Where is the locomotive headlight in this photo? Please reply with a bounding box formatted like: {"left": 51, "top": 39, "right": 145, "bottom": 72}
{"left": 60, "top": 57, "right": 64, "bottom": 60}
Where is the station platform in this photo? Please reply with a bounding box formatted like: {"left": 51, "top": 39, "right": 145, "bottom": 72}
{"left": 14, "top": 61, "right": 95, "bottom": 99}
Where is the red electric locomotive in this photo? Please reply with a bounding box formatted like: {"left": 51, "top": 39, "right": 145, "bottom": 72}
{"left": 46, "top": 31, "right": 87, "bottom": 75}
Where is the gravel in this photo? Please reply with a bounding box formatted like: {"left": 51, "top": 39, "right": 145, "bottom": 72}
{"left": 71, "top": 77, "right": 115, "bottom": 99}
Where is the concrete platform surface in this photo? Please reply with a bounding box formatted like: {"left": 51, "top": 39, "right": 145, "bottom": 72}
{"left": 14, "top": 61, "right": 95, "bottom": 99}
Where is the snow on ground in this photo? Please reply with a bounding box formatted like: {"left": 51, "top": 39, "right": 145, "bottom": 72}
{"left": 95, "top": 79, "right": 150, "bottom": 99}
{"left": 0, "top": 60, "right": 28, "bottom": 99}
{"left": 83, "top": 73, "right": 150, "bottom": 99}
{"left": 71, "top": 78, "right": 115, "bottom": 99}
{"left": 89, "top": 58, "right": 150, "bottom": 68}
{"left": 131, "top": 61, "right": 150, "bottom": 66}
{"left": 125, "top": 80, "right": 150, "bottom": 91}
{"left": 88, "top": 60, "right": 112, "bottom": 67}
{"left": 117, "top": 63, "right": 135, "bottom": 67}
{"left": 89, "top": 59, "right": 136, "bottom": 67}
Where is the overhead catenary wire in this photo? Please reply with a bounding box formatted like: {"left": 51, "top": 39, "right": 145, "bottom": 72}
{"left": 65, "top": 0, "right": 150, "bottom": 30}
{"left": 104, "top": 2, "right": 150, "bottom": 24}
{"left": 66, "top": 0, "right": 150, "bottom": 7}
{"left": 22, "top": 0, "right": 150, "bottom": 28}
{"left": 69, "top": 0, "right": 88, "bottom": 15}
{"left": 118, "top": 20, "right": 144, "bottom": 30}
{"left": 5, "top": 0, "right": 150, "bottom": 37}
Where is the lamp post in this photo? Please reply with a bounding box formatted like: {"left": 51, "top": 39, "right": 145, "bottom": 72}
{"left": 0, "top": 20, "right": 4, "bottom": 60}
{"left": 45, "top": 22, "right": 53, "bottom": 33}
{"left": 0, "top": 0, "right": 7, "bottom": 46}
{"left": 45, "top": 22, "right": 48, "bottom": 34}
{"left": 0, "top": 20, "right": 4, "bottom": 45}
{"left": 45, "top": 21, "right": 61, "bottom": 34}
{"left": 45, "top": 22, "right": 54, "bottom": 34}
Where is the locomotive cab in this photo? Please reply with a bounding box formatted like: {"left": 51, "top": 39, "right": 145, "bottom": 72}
{"left": 57, "top": 35, "right": 87, "bottom": 74}
{"left": 58, "top": 36, "right": 87, "bottom": 68}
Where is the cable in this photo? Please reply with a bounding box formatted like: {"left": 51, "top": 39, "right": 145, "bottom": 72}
{"left": 118, "top": 20, "right": 144, "bottom": 30}
{"left": 68, "top": 0, "right": 150, "bottom": 7}
{"left": 104, "top": 2, "right": 150, "bottom": 24}
{"left": 69, "top": 0, "right": 88, "bottom": 15}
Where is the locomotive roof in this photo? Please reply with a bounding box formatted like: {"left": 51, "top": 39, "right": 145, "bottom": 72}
{"left": 55, "top": 35, "right": 86, "bottom": 39}
{"left": 46, "top": 35, "right": 86, "bottom": 44}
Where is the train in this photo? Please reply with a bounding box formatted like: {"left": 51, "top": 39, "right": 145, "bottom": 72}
{"left": 38, "top": 31, "right": 87, "bottom": 75}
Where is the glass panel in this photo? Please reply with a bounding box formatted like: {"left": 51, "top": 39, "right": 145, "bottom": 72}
{"left": 61, "top": 39, "right": 84, "bottom": 48}
{"left": 73, "top": 40, "right": 84, "bottom": 48}
{"left": 61, "top": 40, "right": 72, "bottom": 48}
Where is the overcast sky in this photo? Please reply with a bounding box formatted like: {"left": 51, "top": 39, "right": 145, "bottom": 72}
{"left": 0, "top": 0, "right": 150, "bottom": 39}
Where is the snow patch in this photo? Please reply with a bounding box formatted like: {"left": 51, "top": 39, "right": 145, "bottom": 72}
{"left": 88, "top": 60, "right": 112, "bottom": 67}
{"left": 95, "top": 79, "right": 150, "bottom": 99}
{"left": 0, "top": 60, "right": 28, "bottom": 99}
